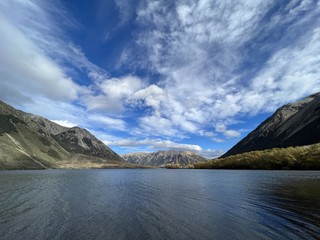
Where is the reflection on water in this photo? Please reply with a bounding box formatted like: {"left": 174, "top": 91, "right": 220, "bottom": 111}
{"left": 0, "top": 170, "right": 319, "bottom": 240}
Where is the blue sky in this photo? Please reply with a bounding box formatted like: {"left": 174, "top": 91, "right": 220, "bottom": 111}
{"left": 0, "top": 0, "right": 319, "bottom": 158}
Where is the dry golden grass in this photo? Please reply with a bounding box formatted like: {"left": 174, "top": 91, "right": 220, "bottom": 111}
{"left": 193, "top": 143, "right": 320, "bottom": 170}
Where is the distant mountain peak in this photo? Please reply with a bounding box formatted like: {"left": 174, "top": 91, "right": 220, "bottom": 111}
{"left": 122, "top": 150, "right": 206, "bottom": 166}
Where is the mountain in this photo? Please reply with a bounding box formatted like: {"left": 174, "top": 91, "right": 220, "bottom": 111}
{"left": 0, "top": 100, "right": 125, "bottom": 169}
{"left": 121, "top": 150, "right": 206, "bottom": 166}
{"left": 223, "top": 92, "right": 320, "bottom": 157}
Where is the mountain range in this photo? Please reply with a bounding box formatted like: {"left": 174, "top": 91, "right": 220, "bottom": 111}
{"left": 121, "top": 150, "right": 206, "bottom": 166}
{"left": 0, "top": 100, "right": 126, "bottom": 169}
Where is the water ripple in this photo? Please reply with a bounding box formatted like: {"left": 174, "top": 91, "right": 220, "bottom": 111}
{"left": 0, "top": 169, "right": 319, "bottom": 240}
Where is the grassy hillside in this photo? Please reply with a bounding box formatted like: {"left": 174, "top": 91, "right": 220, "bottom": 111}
{"left": 193, "top": 143, "right": 320, "bottom": 170}
{"left": 0, "top": 100, "right": 137, "bottom": 170}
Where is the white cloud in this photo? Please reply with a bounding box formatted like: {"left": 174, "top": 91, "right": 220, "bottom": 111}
{"left": 0, "top": 15, "right": 81, "bottom": 102}
{"left": 105, "top": 138, "right": 200, "bottom": 150}
{"left": 214, "top": 122, "right": 241, "bottom": 139}
{"left": 83, "top": 75, "right": 144, "bottom": 112}
{"left": 100, "top": 76, "right": 143, "bottom": 98}
{"left": 132, "top": 84, "right": 166, "bottom": 109}
{"left": 215, "top": 123, "right": 227, "bottom": 133}
{"left": 83, "top": 95, "right": 123, "bottom": 113}
{"left": 212, "top": 137, "right": 225, "bottom": 143}
{"left": 151, "top": 140, "right": 202, "bottom": 151}
{"left": 176, "top": 4, "right": 192, "bottom": 24}
{"left": 87, "top": 129, "right": 123, "bottom": 145}
{"left": 104, "top": 137, "right": 224, "bottom": 158}
{"left": 21, "top": 98, "right": 87, "bottom": 126}
{"left": 88, "top": 115, "right": 127, "bottom": 131}
{"left": 114, "top": 1, "right": 138, "bottom": 26}
{"left": 51, "top": 120, "right": 78, "bottom": 128}
{"left": 138, "top": 113, "right": 178, "bottom": 137}
{"left": 224, "top": 130, "right": 241, "bottom": 139}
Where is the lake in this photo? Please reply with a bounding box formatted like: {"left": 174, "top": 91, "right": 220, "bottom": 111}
{"left": 0, "top": 169, "right": 319, "bottom": 240}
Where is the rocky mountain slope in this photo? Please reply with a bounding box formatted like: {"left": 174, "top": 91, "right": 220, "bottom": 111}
{"left": 223, "top": 92, "right": 320, "bottom": 157}
{"left": 122, "top": 150, "right": 206, "bottom": 166}
{"left": 0, "top": 100, "right": 124, "bottom": 169}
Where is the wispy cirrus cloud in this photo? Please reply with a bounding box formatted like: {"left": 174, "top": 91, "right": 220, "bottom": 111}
{"left": 115, "top": 0, "right": 320, "bottom": 139}
{"left": 0, "top": 0, "right": 111, "bottom": 105}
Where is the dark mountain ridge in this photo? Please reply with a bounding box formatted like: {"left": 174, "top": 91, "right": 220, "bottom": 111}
{"left": 223, "top": 92, "right": 320, "bottom": 157}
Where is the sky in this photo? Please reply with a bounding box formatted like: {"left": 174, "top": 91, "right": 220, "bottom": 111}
{"left": 0, "top": 0, "right": 320, "bottom": 158}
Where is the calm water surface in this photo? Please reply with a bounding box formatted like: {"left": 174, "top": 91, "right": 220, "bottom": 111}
{"left": 0, "top": 169, "right": 319, "bottom": 240}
